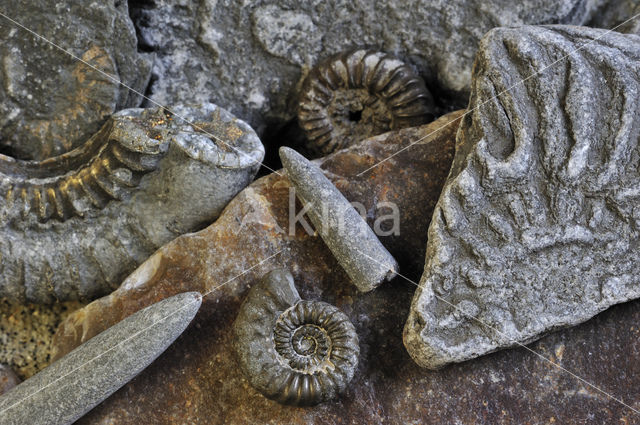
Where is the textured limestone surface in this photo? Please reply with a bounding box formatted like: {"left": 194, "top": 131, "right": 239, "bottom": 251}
{"left": 280, "top": 147, "right": 398, "bottom": 292}
{"left": 50, "top": 112, "right": 461, "bottom": 424}
{"left": 404, "top": 26, "right": 640, "bottom": 369}
{"left": 131, "top": 0, "right": 602, "bottom": 135}
{"left": 0, "top": 0, "right": 153, "bottom": 160}
{"left": 0, "top": 365, "right": 19, "bottom": 395}
{"left": 0, "top": 292, "right": 202, "bottom": 425}
{"left": 0, "top": 299, "right": 84, "bottom": 379}
{"left": 0, "top": 103, "right": 264, "bottom": 303}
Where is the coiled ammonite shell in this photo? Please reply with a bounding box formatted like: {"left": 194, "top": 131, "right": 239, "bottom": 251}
{"left": 298, "top": 49, "right": 435, "bottom": 156}
{"left": 233, "top": 269, "right": 359, "bottom": 406}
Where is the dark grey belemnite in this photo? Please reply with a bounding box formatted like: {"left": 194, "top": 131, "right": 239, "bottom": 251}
{"left": 0, "top": 292, "right": 202, "bottom": 425}
{"left": 233, "top": 269, "right": 359, "bottom": 406}
{"left": 279, "top": 146, "right": 398, "bottom": 292}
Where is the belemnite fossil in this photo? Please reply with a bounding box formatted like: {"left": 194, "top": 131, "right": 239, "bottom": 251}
{"left": 279, "top": 146, "right": 398, "bottom": 292}
{"left": 0, "top": 292, "right": 202, "bottom": 425}
{"left": 298, "top": 49, "right": 434, "bottom": 156}
{"left": 233, "top": 269, "right": 359, "bottom": 407}
{"left": 0, "top": 103, "right": 264, "bottom": 303}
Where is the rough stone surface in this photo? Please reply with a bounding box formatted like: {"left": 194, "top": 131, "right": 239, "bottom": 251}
{"left": 0, "top": 299, "right": 84, "bottom": 379}
{"left": 589, "top": 0, "right": 640, "bottom": 34}
{"left": 0, "top": 292, "right": 201, "bottom": 425}
{"left": 0, "top": 0, "right": 153, "bottom": 160}
{"left": 405, "top": 26, "right": 640, "bottom": 369}
{"left": 131, "top": 0, "right": 602, "bottom": 135}
{"left": 0, "top": 103, "right": 264, "bottom": 303}
{"left": 280, "top": 147, "right": 398, "bottom": 292}
{"left": 0, "top": 365, "right": 19, "bottom": 396}
{"left": 50, "top": 112, "right": 461, "bottom": 424}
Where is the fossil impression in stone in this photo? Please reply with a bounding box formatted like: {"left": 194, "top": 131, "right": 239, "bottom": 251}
{"left": 0, "top": 103, "right": 264, "bottom": 304}
{"left": 233, "top": 269, "right": 359, "bottom": 406}
{"left": 404, "top": 26, "right": 640, "bottom": 369}
{"left": 0, "top": 0, "right": 153, "bottom": 160}
{"left": 298, "top": 49, "right": 434, "bottom": 156}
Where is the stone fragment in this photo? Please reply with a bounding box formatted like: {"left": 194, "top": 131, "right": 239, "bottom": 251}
{"left": 404, "top": 26, "right": 640, "bottom": 369}
{"left": 589, "top": 0, "right": 640, "bottom": 34}
{"left": 0, "top": 292, "right": 201, "bottom": 425}
{"left": 0, "top": 103, "right": 264, "bottom": 303}
{"left": 0, "top": 0, "right": 153, "bottom": 160}
{"left": 131, "top": 0, "right": 601, "bottom": 135}
{"left": 280, "top": 147, "right": 397, "bottom": 292}
{"left": 0, "top": 365, "right": 19, "bottom": 395}
{"left": 46, "top": 112, "right": 640, "bottom": 424}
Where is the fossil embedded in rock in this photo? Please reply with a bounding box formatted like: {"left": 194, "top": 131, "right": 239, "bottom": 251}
{"left": 297, "top": 49, "right": 435, "bottom": 156}
{"left": 279, "top": 147, "right": 398, "bottom": 292}
{"left": 0, "top": 103, "right": 264, "bottom": 304}
{"left": 233, "top": 269, "right": 359, "bottom": 406}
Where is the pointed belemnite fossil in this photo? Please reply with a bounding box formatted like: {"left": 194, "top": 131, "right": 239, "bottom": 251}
{"left": 0, "top": 103, "right": 264, "bottom": 303}
{"left": 0, "top": 291, "right": 202, "bottom": 425}
{"left": 233, "top": 269, "right": 359, "bottom": 406}
{"left": 279, "top": 147, "right": 397, "bottom": 292}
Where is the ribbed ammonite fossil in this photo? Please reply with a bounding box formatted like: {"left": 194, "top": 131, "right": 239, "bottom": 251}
{"left": 233, "top": 269, "right": 359, "bottom": 406}
{"left": 0, "top": 103, "right": 264, "bottom": 303}
{"left": 297, "top": 49, "right": 435, "bottom": 156}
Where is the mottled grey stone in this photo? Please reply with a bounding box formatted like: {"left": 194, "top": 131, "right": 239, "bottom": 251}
{"left": 131, "top": 0, "right": 603, "bottom": 135}
{"left": 0, "top": 0, "right": 153, "bottom": 160}
{"left": 589, "top": 0, "right": 640, "bottom": 34}
{"left": 280, "top": 147, "right": 397, "bottom": 292}
{"left": 0, "top": 292, "right": 201, "bottom": 425}
{"left": 404, "top": 26, "right": 640, "bottom": 369}
{"left": 0, "top": 103, "right": 264, "bottom": 304}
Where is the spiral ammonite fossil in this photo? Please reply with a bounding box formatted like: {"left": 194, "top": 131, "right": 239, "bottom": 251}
{"left": 298, "top": 49, "right": 435, "bottom": 156}
{"left": 233, "top": 269, "right": 359, "bottom": 406}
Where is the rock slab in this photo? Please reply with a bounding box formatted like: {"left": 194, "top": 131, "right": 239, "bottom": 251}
{"left": 404, "top": 26, "right": 640, "bottom": 369}
{"left": 132, "top": 0, "right": 602, "bottom": 134}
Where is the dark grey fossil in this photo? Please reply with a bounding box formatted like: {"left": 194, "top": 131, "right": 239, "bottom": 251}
{"left": 404, "top": 25, "right": 640, "bottom": 369}
{"left": 0, "top": 103, "right": 264, "bottom": 304}
{"left": 298, "top": 49, "right": 434, "bottom": 156}
{"left": 233, "top": 269, "right": 359, "bottom": 406}
{"left": 0, "top": 0, "right": 153, "bottom": 160}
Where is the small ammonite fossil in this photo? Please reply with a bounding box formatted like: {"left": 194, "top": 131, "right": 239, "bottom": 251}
{"left": 298, "top": 49, "right": 435, "bottom": 156}
{"left": 233, "top": 269, "right": 359, "bottom": 406}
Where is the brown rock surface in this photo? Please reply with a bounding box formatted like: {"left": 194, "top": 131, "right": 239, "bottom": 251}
{"left": 52, "top": 111, "right": 639, "bottom": 424}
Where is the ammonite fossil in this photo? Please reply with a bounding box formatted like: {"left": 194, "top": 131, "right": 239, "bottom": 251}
{"left": 298, "top": 49, "right": 435, "bottom": 156}
{"left": 0, "top": 103, "right": 264, "bottom": 303}
{"left": 233, "top": 269, "right": 359, "bottom": 406}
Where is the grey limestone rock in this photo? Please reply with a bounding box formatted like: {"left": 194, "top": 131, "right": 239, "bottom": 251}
{"left": 0, "top": 292, "right": 202, "bottom": 425}
{"left": 404, "top": 26, "right": 640, "bottom": 369}
{"left": 0, "top": 0, "right": 153, "bottom": 160}
{"left": 0, "top": 103, "right": 264, "bottom": 303}
{"left": 131, "top": 0, "right": 602, "bottom": 135}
